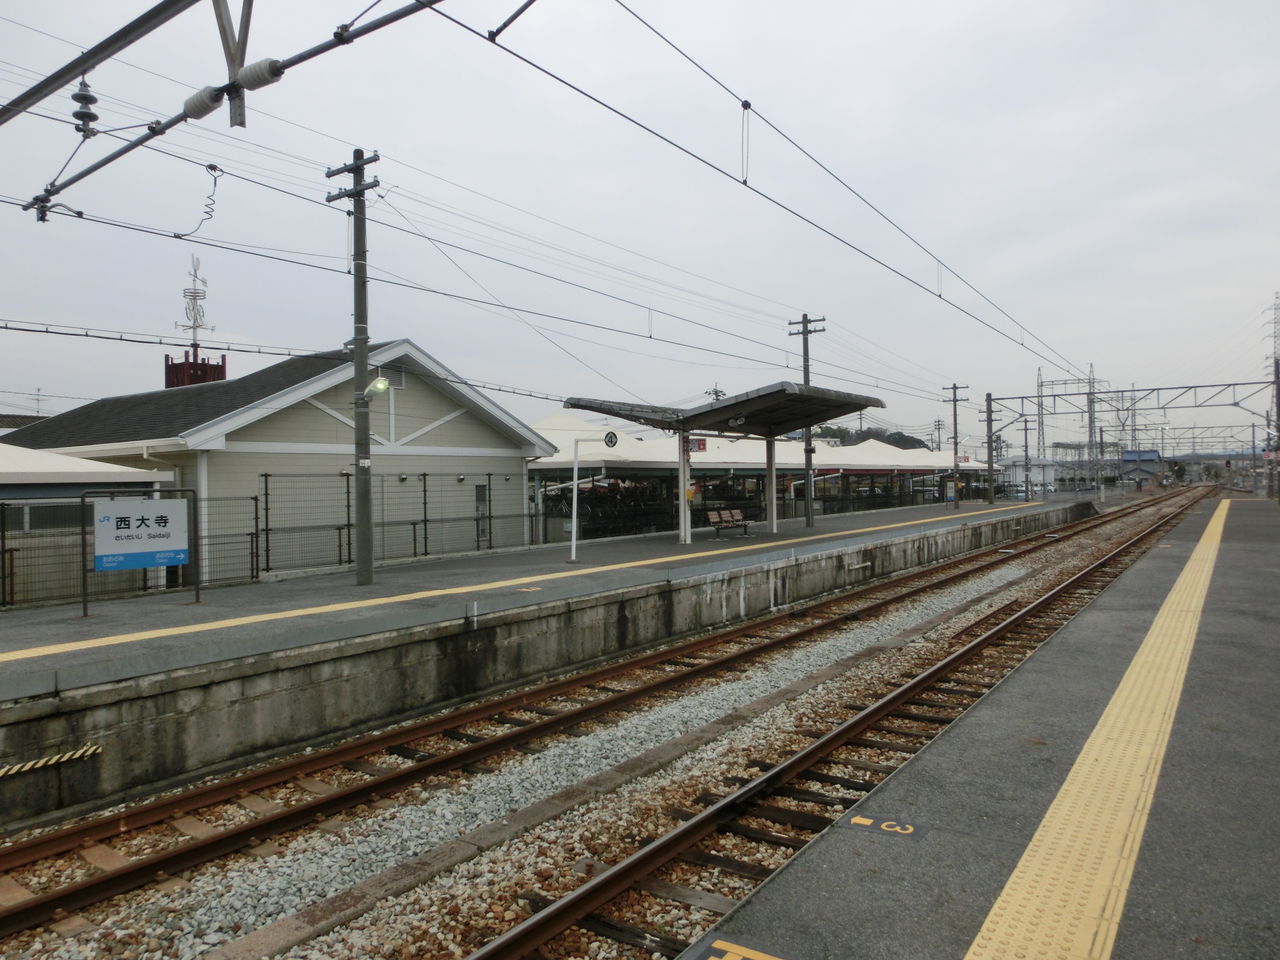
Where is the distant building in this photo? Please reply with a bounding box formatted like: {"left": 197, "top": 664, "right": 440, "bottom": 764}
{"left": 1120, "top": 450, "right": 1163, "bottom": 487}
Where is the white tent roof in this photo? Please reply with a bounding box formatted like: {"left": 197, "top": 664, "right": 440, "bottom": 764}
{"left": 0, "top": 443, "right": 173, "bottom": 485}
{"left": 532, "top": 414, "right": 988, "bottom": 473}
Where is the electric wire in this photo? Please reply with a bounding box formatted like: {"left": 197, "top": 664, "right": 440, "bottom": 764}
{"left": 428, "top": 4, "right": 1083, "bottom": 380}
{"left": 0, "top": 196, "right": 943, "bottom": 404}
{"left": 609, "top": 0, "right": 1088, "bottom": 380}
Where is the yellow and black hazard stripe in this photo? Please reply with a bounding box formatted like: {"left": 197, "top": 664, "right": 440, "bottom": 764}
{"left": 0, "top": 742, "right": 101, "bottom": 778}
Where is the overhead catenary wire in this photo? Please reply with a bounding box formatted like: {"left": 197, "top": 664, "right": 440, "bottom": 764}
{"left": 427, "top": 4, "right": 1085, "bottom": 381}
{"left": 0, "top": 195, "right": 945, "bottom": 405}
{"left": 5, "top": 121, "right": 951, "bottom": 401}
{"left": 608, "top": 0, "right": 1088, "bottom": 381}
{"left": 1, "top": 34, "right": 957, "bottom": 395}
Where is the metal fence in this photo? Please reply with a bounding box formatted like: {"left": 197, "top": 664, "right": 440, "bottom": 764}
{"left": 0, "top": 474, "right": 974, "bottom": 609}
{"left": 0, "top": 472, "right": 534, "bottom": 608}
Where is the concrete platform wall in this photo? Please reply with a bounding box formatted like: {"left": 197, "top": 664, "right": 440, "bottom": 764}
{"left": 0, "top": 504, "right": 1091, "bottom": 828}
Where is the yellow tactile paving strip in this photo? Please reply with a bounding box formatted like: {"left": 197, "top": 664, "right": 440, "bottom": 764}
{"left": 0, "top": 503, "right": 1030, "bottom": 665}
{"left": 965, "top": 500, "right": 1230, "bottom": 960}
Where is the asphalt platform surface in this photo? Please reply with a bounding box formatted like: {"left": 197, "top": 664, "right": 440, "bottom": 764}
{"left": 2, "top": 498, "right": 1063, "bottom": 700}
{"left": 677, "top": 495, "right": 1278, "bottom": 960}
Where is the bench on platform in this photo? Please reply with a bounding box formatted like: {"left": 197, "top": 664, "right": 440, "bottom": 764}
{"left": 706, "top": 508, "right": 751, "bottom": 538}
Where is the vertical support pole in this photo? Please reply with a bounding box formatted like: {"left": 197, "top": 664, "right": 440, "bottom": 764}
{"left": 261, "top": 472, "right": 271, "bottom": 572}
{"left": 570, "top": 439, "right": 581, "bottom": 561}
{"left": 678, "top": 430, "right": 691, "bottom": 544}
{"left": 985, "top": 392, "right": 996, "bottom": 505}
{"left": 1022, "top": 418, "right": 1032, "bottom": 501}
{"left": 420, "top": 472, "right": 430, "bottom": 555}
{"left": 788, "top": 313, "right": 825, "bottom": 528}
{"left": 1251, "top": 423, "right": 1257, "bottom": 495}
{"left": 946, "top": 383, "right": 969, "bottom": 509}
{"left": 1274, "top": 359, "right": 1280, "bottom": 503}
{"left": 1099, "top": 426, "right": 1107, "bottom": 503}
{"left": 350, "top": 152, "right": 373, "bottom": 584}
{"left": 766, "top": 437, "right": 778, "bottom": 533}
{"left": 326, "top": 149, "right": 380, "bottom": 584}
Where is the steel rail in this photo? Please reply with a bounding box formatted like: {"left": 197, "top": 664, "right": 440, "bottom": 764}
{"left": 0, "top": 496, "right": 1156, "bottom": 867}
{"left": 460, "top": 489, "right": 1208, "bottom": 959}
{"left": 0, "top": 492, "right": 1195, "bottom": 937}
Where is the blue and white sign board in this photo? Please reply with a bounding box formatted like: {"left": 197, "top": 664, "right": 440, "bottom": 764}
{"left": 93, "top": 498, "right": 189, "bottom": 572}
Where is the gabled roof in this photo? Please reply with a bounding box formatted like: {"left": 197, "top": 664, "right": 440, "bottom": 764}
{"left": 5, "top": 350, "right": 348, "bottom": 450}
{"left": 0, "top": 414, "right": 45, "bottom": 430}
{"left": 4, "top": 340, "right": 555, "bottom": 458}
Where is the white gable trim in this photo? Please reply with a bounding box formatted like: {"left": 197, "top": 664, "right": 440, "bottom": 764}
{"left": 303, "top": 398, "right": 390, "bottom": 445}
{"left": 394, "top": 408, "right": 466, "bottom": 446}
{"left": 180, "top": 339, "right": 556, "bottom": 457}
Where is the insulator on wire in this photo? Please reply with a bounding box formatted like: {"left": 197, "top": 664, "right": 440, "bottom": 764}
{"left": 71, "top": 79, "right": 98, "bottom": 136}
{"left": 238, "top": 58, "right": 283, "bottom": 90}
{"left": 183, "top": 86, "right": 224, "bottom": 120}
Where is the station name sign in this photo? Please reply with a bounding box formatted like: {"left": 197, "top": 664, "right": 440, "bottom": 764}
{"left": 93, "top": 498, "right": 189, "bottom": 572}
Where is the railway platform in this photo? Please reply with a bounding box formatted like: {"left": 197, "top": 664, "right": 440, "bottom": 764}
{"left": 1, "top": 497, "right": 1055, "bottom": 698}
{"left": 678, "top": 495, "right": 1278, "bottom": 960}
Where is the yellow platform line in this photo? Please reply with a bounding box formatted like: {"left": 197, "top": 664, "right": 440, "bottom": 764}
{"left": 965, "top": 500, "right": 1230, "bottom": 960}
{"left": 1, "top": 503, "right": 1030, "bottom": 665}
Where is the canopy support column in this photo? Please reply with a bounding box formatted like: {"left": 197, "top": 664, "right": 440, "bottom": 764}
{"left": 766, "top": 437, "right": 778, "bottom": 533}
{"left": 678, "top": 429, "right": 691, "bottom": 544}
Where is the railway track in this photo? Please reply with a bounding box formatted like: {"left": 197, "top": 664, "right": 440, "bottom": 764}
{"left": 0, "top": 489, "right": 1203, "bottom": 946}
{"left": 460, "top": 489, "right": 1208, "bottom": 960}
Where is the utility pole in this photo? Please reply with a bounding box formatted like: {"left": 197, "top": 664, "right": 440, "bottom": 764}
{"left": 933, "top": 418, "right": 944, "bottom": 452}
{"left": 1274, "top": 358, "right": 1280, "bottom": 503}
{"left": 1086, "top": 364, "right": 1096, "bottom": 495}
{"left": 325, "top": 149, "right": 381, "bottom": 585}
{"left": 789, "top": 313, "right": 825, "bottom": 527}
{"left": 983, "top": 393, "right": 997, "bottom": 504}
{"left": 946, "top": 384, "right": 969, "bottom": 510}
{"left": 1021, "top": 418, "right": 1033, "bottom": 501}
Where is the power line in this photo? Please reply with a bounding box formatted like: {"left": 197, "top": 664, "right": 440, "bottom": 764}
{"left": 0, "top": 196, "right": 943, "bottom": 404}
{"left": 428, "top": 4, "right": 1085, "bottom": 380}
{"left": 608, "top": 0, "right": 1087, "bottom": 380}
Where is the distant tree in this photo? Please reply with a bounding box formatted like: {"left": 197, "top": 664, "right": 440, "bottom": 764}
{"left": 813, "top": 424, "right": 856, "bottom": 445}
{"left": 885, "top": 431, "right": 929, "bottom": 450}
{"left": 814, "top": 424, "right": 929, "bottom": 449}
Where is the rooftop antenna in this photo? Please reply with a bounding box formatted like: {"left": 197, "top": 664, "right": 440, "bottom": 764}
{"left": 178, "top": 255, "right": 214, "bottom": 363}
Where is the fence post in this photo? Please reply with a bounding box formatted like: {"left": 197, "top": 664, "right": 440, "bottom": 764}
{"left": 0, "top": 502, "right": 8, "bottom": 607}
{"left": 251, "top": 495, "right": 260, "bottom": 579}
{"left": 487, "top": 472, "right": 494, "bottom": 549}
{"left": 420, "top": 473, "right": 429, "bottom": 555}
{"left": 342, "top": 471, "right": 354, "bottom": 564}
{"left": 261, "top": 473, "right": 272, "bottom": 572}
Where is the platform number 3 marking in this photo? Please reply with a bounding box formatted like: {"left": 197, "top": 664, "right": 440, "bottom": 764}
{"left": 841, "top": 812, "right": 927, "bottom": 838}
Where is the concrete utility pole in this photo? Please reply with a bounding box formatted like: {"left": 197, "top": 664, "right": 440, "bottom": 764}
{"left": 325, "top": 149, "right": 382, "bottom": 585}
{"left": 1274, "top": 358, "right": 1280, "bottom": 503}
{"left": 788, "top": 313, "right": 825, "bottom": 528}
{"left": 984, "top": 393, "right": 997, "bottom": 504}
{"left": 946, "top": 384, "right": 969, "bottom": 510}
{"left": 1021, "top": 418, "right": 1033, "bottom": 501}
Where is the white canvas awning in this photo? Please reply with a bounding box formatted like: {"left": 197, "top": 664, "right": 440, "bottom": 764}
{"left": 0, "top": 443, "right": 173, "bottom": 485}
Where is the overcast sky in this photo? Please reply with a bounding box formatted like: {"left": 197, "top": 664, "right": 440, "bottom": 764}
{"left": 1, "top": 1, "right": 1276, "bottom": 458}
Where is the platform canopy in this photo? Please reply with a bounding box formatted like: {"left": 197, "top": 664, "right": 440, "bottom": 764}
{"left": 564, "top": 383, "right": 887, "bottom": 544}
{"left": 565, "top": 381, "right": 884, "bottom": 438}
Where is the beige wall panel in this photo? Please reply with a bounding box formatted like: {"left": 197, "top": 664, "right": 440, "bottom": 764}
{"left": 228, "top": 398, "right": 354, "bottom": 445}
